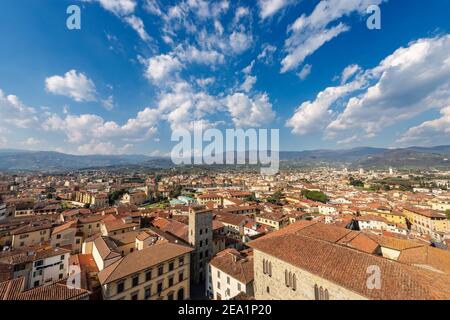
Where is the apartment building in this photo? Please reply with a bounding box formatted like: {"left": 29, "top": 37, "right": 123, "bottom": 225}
{"left": 255, "top": 211, "right": 289, "bottom": 230}
{"left": 50, "top": 221, "right": 83, "bottom": 253}
{"left": 403, "top": 207, "right": 449, "bottom": 235}
{"left": 120, "top": 191, "right": 148, "bottom": 206}
{"left": 197, "top": 193, "right": 223, "bottom": 206}
{"left": 0, "top": 246, "right": 70, "bottom": 289}
{"left": 207, "top": 248, "right": 254, "bottom": 300}
{"left": 29, "top": 248, "right": 70, "bottom": 288}
{"left": 98, "top": 242, "right": 193, "bottom": 300}
{"left": 10, "top": 222, "right": 52, "bottom": 249}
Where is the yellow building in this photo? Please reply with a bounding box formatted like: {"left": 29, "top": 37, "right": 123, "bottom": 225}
{"left": 403, "top": 207, "right": 449, "bottom": 234}
{"left": 11, "top": 223, "right": 52, "bottom": 248}
{"left": 360, "top": 210, "right": 407, "bottom": 226}
{"left": 98, "top": 242, "right": 193, "bottom": 300}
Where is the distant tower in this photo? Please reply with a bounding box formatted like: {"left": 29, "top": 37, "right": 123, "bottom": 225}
{"left": 359, "top": 168, "right": 364, "bottom": 175}
{"left": 389, "top": 167, "right": 394, "bottom": 175}
{"left": 188, "top": 207, "right": 213, "bottom": 284}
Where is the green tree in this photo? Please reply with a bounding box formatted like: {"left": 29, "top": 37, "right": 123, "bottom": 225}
{"left": 301, "top": 190, "right": 328, "bottom": 203}
{"left": 109, "top": 189, "right": 127, "bottom": 205}
{"left": 266, "top": 191, "right": 283, "bottom": 204}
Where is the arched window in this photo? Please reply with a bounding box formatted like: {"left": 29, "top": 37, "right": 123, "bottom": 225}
{"left": 324, "top": 289, "right": 329, "bottom": 300}
{"left": 292, "top": 274, "right": 297, "bottom": 291}
{"left": 268, "top": 262, "right": 272, "bottom": 277}
{"left": 263, "top": 259, "right": 266, "bottom": 274}
{"left": 285, "top": 270, "right": 289, "bottom": 286}
{"left": 289, "top": 272, "right": 292, "bottom": 287}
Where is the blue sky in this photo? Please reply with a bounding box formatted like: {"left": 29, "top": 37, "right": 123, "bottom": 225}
{"left": 0, "top": 0, "right": 449, "bottom": 155}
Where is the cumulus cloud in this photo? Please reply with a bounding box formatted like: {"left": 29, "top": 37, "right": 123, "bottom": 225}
{"left": 225, "top": 93, "right": 276, "bottom": 127}
{"left": 286, "top": 34, "right": 450, "bottom": 143}
{"left": 328, "top": 35, "right": 450, "bottom": 136}
{"left": 241, "top": 75, "right": 257, "bottom": 93}
{"left": 0, "top": 89, "right": 38, "bottom": 128}
{"left": 140, "top": 54, "right": 183, "bottom": 83}
{"left": 45, "top": 70, "right": 97, "bottom": 102}
{"left": 229, "top": 30, "right": 254, "bottom": 54}
{"left": 286, "top": 77, "right": 365, "bottom": 135}
{"left": 175, "top": 45, "right": 225, "bottom": 66}
{"left": 398, "top": 106, "right": 450, "bottom": 145}
{"left": 43, "top": 108, "right": 158, "bottom": 144}
{"left": 157, "top": 81, "right": 223, "bottom": 132}
{"left": 82, "top": 0, "right": 137, "bottom": 16}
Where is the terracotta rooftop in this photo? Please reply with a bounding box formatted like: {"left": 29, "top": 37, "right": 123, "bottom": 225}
{"left": 248, "top": 222, "right": 450, "bottom": 300}
{"left": 0, "top": 277, "right": 90, "bottom": 300}
{"left": 210, "top": 249, "right": 254, "bottom": 285}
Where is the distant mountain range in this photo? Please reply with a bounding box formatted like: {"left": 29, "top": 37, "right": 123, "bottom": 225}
{"left": 1, "top": 146, "right": 450, "bottom": 171}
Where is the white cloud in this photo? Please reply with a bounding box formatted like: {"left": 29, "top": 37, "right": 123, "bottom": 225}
{"left": 286, "top": 34, "right": 450, "bottom": 142}
{"left": 340, "top": 64, "right": 361, "bottom": 84}
{"left": 101, "top": 96, "right": 115, "bottom": 110}
{"left": 328, "top": 35, "right": 450, "bottom": 136}
{"left": 22, "top": 137, "right": 41, "bottom": 147}
{"left": 286, "top": 78, "right": 365, "bottom": 135}
{"left": 43, "top": 108, "right": 158, "bottom": 144}
{"left": 297, "top": 64, "right": 312, "bottom": 80}
{"left": 45, "top": 70, "right": 97, "bottom": 102}
{"left": 175, "top": 45, "right": 225, "bottom": 66}
{"left": 234, "top": 7, "right": 250, "bottom": 24}
{"left": 241, "top": 75, "right": 257, "bottom": 93}
{"left": 124, "top": 15, "right": 151, "bottom": 41}
{"left": 77, "top": 141, "right": 133, "bottom": 155}
{"left": 229, "top": 30, "right": 253, "bottom": 54}
{"left": 282, "top": 23, "right": 349, "bottom": 73}
{"left": 242, "top": 60, "right": 255, "bottom": 75}
{"left": 258, "top": 0, "right": 296, "bottom": 19}
{"left": 0, "top": 89, "right": 38, "bottom": 128}
{"left": 257, "top": 44, "right": 277, "bottom": 64}
{"left": 157, "top": 81, "right": 222, "bottom": 132}
{"left": 282, "top": 0, "right": 385, "bottom": 73}
{"left": 140, "top": 54, "right": 183, "bottom": 83}
{"left": 225, "top": 93, "right": 276, "bottom": 127}
{"left": 82, "top": 0, "right": 136, "bottom": 16}
{"left": 196, "top": 77, "right": 216, "bottom": 87}
{"left": 398, "top": 106, "right": 450, "bottom": 145}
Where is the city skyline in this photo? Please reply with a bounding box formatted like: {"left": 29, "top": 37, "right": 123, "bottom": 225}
{"left": 0, "top": 0, "right": 449, "bottom": 157}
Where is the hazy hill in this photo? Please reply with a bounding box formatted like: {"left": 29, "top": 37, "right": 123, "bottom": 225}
{"left": 1, "top": 146, "right": 450, "bottom": 171}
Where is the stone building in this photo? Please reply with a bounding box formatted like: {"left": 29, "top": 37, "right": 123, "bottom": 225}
{"left": 248, "top": 221, "right": 450, "bottom": 300}
{"left": 188, "top": 206, "right": 213, "bottom": 284}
